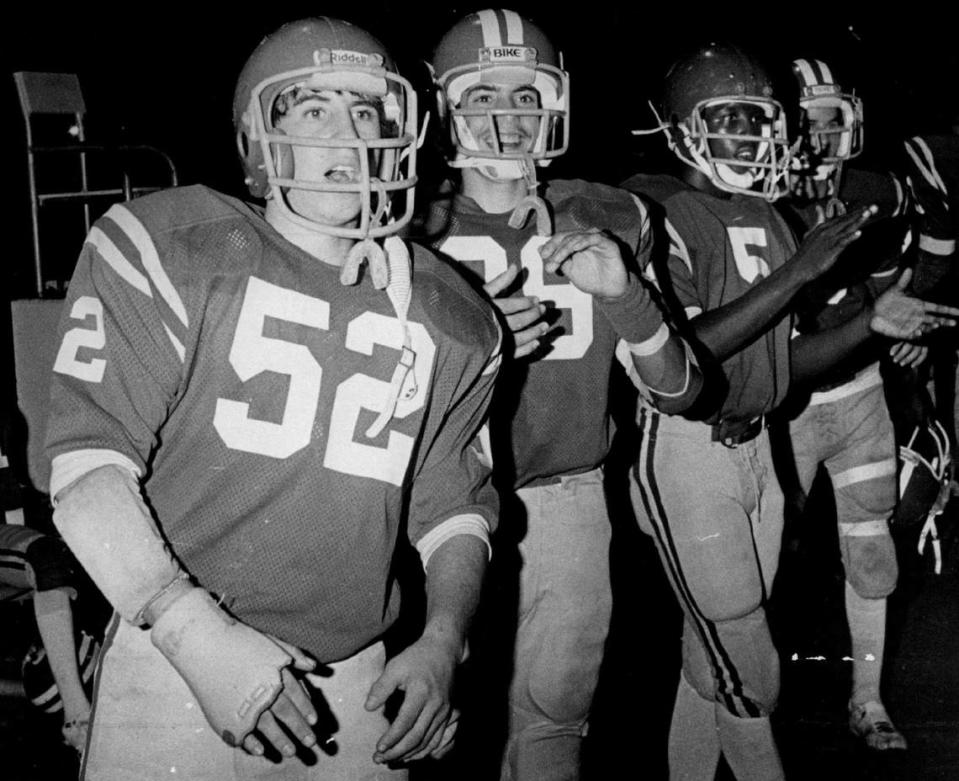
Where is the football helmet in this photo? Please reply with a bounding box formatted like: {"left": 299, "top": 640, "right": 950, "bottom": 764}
{"left": 659, "top": 43, "right": 790, "bottom": 200}
{"left": 431, "top": 8, "right": 569, "bottom": 181}
{"left": 233, "top": 18, "right": 418, "bottom": 241}
{"left": 895, "top": 417, "right": 952, "bottom": 527}
{"left": 894, "top": 417, "right": 953, "bottom": 573}
{"left": 790, "top": 58, "right": 863, "bottom": 194}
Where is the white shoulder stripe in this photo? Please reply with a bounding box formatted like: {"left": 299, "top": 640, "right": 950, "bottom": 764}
{"left": 906, "top": 137, "right": 949, "bottom": 196}
{"left": 628, "top": 192, "right": 651, "bottom": 238}
{"left": 664, "top": 218, "right": 693, "bottom": 275}
{"left": 105, "top": 204, "right": 189, "bottom": 328}
{"left": 87, "top": 227, "right": 152, "bottom": 297}
{"left": 162, "top": 322, "right": 186, "bottom": 361}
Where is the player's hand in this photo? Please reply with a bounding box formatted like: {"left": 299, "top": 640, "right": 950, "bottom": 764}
{"left": 790, "top": 205, "right": 877, "bottom": 280}
{"left": 539, "top": 228, "right": 629, "bottom": 298}
{"left": 889, "top": 341, "right": 929, "bottom": 368}
{"left": 870, "top": 268, "right": 959, "bottom": 339}
{"left": 484, "top": 265, "right": 549, "bottom": 358}
{"left": 364, "top": 631, "right": 459, "bottom": 765}
{"left": 150, "top": 587, "right": 319, "bottom": 758}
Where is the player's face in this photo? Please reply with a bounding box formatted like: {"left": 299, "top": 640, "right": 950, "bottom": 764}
{"left": 274, "top": 89, "right": 383, "bottom": 227}
{"left": 702, "top": 101, "right": 768, "bottom": 172}
{"left": 460, "top": 83, "right": 542, "bottom": 156}
{"left": 805, "top": 104, "right": 843, "bottom": 159}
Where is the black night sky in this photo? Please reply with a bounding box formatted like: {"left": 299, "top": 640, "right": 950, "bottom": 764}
{"left": 4, "top": 2, "right": 957, "bottom": 290}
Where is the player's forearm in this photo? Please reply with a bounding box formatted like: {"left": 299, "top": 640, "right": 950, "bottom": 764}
{"left": 420, "top": 534, "right": 487, "bottom": 658}
{"left": 52, "top": 463, "right": 186, "bottom": 624}
{"left": 790, "top": 311, "right": 873, "bottom": 387}
{"left": 625, "top": 328, "right": 704, "bottom": 415}
{"left": 689, "top": 259, "right": 812, "bottom": 360}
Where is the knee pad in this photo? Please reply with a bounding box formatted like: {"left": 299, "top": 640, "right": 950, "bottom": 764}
{"left": 24, "top": 535, "right": 80, "bottom": 593}
{"left": 841, "top": 533, "right": 898, "bottom": 599}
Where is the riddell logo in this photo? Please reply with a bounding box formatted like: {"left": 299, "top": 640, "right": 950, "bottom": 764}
{"left": 331, "top": 50, "right": 369, "bottom": 65}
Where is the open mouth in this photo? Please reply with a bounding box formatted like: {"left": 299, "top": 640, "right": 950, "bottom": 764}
{"left": 734, "top": 146, "right": 757, "bottom": 163}
{"left": 324, "top": 165, "right": 359, "bottom": 184}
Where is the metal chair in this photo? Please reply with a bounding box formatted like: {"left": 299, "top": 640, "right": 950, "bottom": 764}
{"left": 14, "top": 71, "right": 179, "bottom": 296}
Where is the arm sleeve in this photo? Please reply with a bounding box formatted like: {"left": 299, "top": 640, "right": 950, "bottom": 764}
{"left": 407, "top": 330, "right": 501, "bottom": 565}
{"left": 903, "top": 137, "right": 956, "bottom": 300}
{"left": 45, "top": 204, "right": 190, "bottom": 496}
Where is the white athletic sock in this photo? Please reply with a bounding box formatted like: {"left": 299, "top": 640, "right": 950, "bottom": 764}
{"left": 845, "top": 581, "right": 886, "bottom": 706}
{"left": 667, "top": 673, "right": 720, "bottom": 781}
{"left": 33, "top": 588, "right": 91, "bottom": 723}
{"left": 715, "top": 706, "right": 784, "bottom": 781}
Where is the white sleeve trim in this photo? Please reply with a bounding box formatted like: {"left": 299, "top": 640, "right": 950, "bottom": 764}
{"left": 50, "top": 449, "right": 142, "bottom": 502}
{"left": 623, "top": 322, "right": 670, "bottom": 357}
{"left": 415, "top": 513, "right": 491, "bottom": 570}
{"left": 919, "top": 235, "right": 956, "bottom": 256}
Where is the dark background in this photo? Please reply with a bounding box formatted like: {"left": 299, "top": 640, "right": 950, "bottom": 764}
{"left": 3, "top": 2, "right": 958, "bottom": 293}
{"left": 2, "top": 4, "right": 958, "bottom": 779}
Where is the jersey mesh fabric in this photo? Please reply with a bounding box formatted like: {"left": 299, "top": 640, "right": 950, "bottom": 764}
{"left": 425, "top": 179, "right": 649, "bottom": 489}
{"left": 45, "top": 185, "right": 500, "bottom": 662}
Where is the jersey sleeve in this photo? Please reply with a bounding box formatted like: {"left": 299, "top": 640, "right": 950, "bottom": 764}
{"left": 658, "top": 206, "right": 704, "bottom": 319}
{"left": 903, "top": 136, "right": 957, "bottom": 300}
{"left": 45, "top": 204, "right": 189, "bottom": 497}
{"left": 406, "top": 316, "right": 501, "bottom": 557}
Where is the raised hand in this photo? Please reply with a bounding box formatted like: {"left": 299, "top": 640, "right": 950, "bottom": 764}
{"left": 539, "top": 228, "right": 629, "bottom": 299}
{"left": 483, "top": 264, "right": 549, "bottom": 358}
{"left": 871, "top": 268, "right": 959, "bottom": 339}
{"left": 889, "top": 341, "right": 929, "bottom": 368}
{"left": 790, "top": 205, "right": 878, "bottom": 280}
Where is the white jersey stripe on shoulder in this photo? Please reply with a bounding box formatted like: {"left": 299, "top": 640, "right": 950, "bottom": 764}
{"left": 105, "top": 204, "right": 189, "bottom": 328}
{"left": 87, "top": 227, "right": 151, "bottom": 297}
{"left": 664, "top": 218, "right": 693, "bottom": 275}
{"left": 502, "top": 9, "right": 524, "bottom": 43}
{"left": 162, "top": 322, "right": 186, "bottom": 362}
{"left": 476, "top": 9, "right": 503, "bottom": 47}
{"left": 914, "top": 136, "right": 948, "bottom": 196}
{"left": 905, "top": 137, "right": 948, "bottom": 196}
{"left": 628, "top": 192, "right": 651, "bottom": 239}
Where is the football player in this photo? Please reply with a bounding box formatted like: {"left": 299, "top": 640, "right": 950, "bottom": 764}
{"left": 420, "top": 9, "right": 702, "bottom": 780}
{"left": 772, "top": 56, "right": 958, "bottom": 751}
{"left": 622, "top": 43, "right": 958, "bottom": 780}
{"left": 43, "top": 17, "right": 502, "bottom": 781}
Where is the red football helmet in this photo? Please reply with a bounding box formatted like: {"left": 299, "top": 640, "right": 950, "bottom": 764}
{"left": 659, "top": 43, "right": 790, "bottom": 201}
{"left": 233, "top": 18, "right": 418, "bottom": 240}
{"left": 431, "top": 8, "right": 569, "bottom": 179}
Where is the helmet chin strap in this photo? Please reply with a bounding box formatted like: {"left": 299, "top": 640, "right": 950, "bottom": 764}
{"left": 507, "top": 156, "right": 552, "bottom": 236}
{"left": 450, "top": 132, "right": 553, "bottom": 235}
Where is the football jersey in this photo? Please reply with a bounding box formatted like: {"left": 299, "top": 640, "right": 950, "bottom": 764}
{"left": 623, "top": 173, "right": 794, "bottom": 424}
{"left": 44, "top": 185, "right": 501, "bottom": 663}
{"left": 779, "top": 168, "right": 910, "bottom": 390}
{"left": 423, "top": 179, "right": 652, "bottom": 489}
